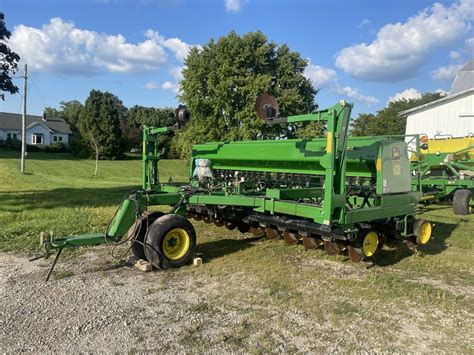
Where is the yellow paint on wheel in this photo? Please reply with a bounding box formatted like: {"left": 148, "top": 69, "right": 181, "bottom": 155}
{"left": 362, "top": 231, "right": 379, "bottom": 257}
{"left": 418, "top": 221, "right": 432, "bottom": 245}
{"left": 162, "top": 228, "right": 190, "bottom": 260}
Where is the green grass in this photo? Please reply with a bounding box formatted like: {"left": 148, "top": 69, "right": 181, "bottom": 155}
{"left": 0, "top": 149, "right": 188, "bottom": 251}
{"left": 1, "top": 148, "right": 473, "bottom": 352}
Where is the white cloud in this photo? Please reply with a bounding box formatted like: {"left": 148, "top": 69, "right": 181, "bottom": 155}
{"left": 388, "top": 88, "right": 422, "bottom": 103}
{"left": 304, "top": 63, "right": 378, "bottom": 105}
{"left": 431, "top": 63, "right": 463, "bottom": 81}
{"left": 358, "top": 19, "right": 371, "bottom": 28}
{"left": 169, "top": 66, "right": 184, "bottom": 81}
{"left": 225, "top": 0, "right": 246, "bottom": 13}
{"left": 335, "top": 0, "right": 474, "bottom": 81}
{"left": 144, "top": 80, "right": 159, "bottom": 89}
{"left": 465, "top": 37, "right": 474, "bottom": 52}
{"left": 449, "top": 50, "right": 462, "bottom": 60}
{"left": 336, "top": 86, "right": 378, "bottom": 105}
{"left": 9, "top": 18, "right": 197, "bottom": 76}
{"left": 304, "top": 64, "right": 336, "bottom": 88}
{"left": 145, "top": 30, "right": 199, "bottom": 61}
{"left": 162, "top": 80, "right": 179, "bottom": 93}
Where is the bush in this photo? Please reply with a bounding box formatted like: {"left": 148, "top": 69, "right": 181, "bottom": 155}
{"left": 26, "top": 144, "right": 42, "bottom": 152}
{"left": 6, "top": 138, "right": 22, "bottom": 150}
{"left": 69, "top": 136, "right": 91, "bottom": 158}
{"left": 44, "top": 142, "right": 68, "bottom": 153}
{"left": 1, "top": 138, "right": 70, "bottom": 153}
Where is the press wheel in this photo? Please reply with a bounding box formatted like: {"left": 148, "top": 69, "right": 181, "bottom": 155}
{"left": 265, "top": 227, "right": 281, "bottom": 240}
{"left": 250, "top": 226, "right": 265, "bottom": 237}
{"left": 347, "top": 245, "right": 364, "bottom": 263}
{"left": 302, "top": 235, "right": 319, "bottom": 249}
{"left": 213, "top": 219, "right": 224, "bottom": 227}
{"left": 283, "top": 231, "right": 299, "bottom": 245}
{"left": 323, "top": 240, "right": 343, "bottom": 255}
{"left": 225, "top": 222, "right": 237, "bottom": 230}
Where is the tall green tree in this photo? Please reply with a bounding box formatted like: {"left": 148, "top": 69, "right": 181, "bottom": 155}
{"left": 78, "top": 90, "right": 124, "bottom": 174}
{"left": 174, "top": 31, "right": 318, "bottom": 158}
{"left": 351, "top": 93, "right": 445, "bottom": 136}
{"left": 126, "top": 105, "right": 175, "bottom": 128}
{"left": 0, "top": 12, "right": 20, "bottom": 100}
{"left": 44, "top": 100, "right": 83, "bottom": 132}
{"left": 123, "top": 105, "right": 176, "bottom": 156}
{"left": 44, "top": 100, "right": 88, "bottom": 157}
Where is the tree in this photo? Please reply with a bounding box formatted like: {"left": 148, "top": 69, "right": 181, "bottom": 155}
{"left": 78, "top": 90, "right": 124, "bottom": 175}
{"left": 123, "top": 105, "right": 176, "bottom": 157}
{"left": 174, "top": 31, "right": 318, "bottom": 158}
{"left": 351, "top": 93, "right": 445, "bottom": 136}
{"left": 0, "top": 12, "right": 20, "bottom": 100}
{"left": 44, "top": 100, "right": 88, "bottom": 157}
{"left": 57, "top": 100, "right": 84, "bottom": 133}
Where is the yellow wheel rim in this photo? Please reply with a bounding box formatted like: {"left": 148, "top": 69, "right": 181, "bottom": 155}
{"left": 162, "top": 228, "right": 190, "bottom": 260}
{"left": 362, "top": 231, "right": 379, "bottom": 257}
{"left": 418, "top": 221, "right": 432, "bottom": 245}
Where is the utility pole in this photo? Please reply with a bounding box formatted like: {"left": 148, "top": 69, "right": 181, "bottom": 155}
{"left": 20, "top": 64, "right": 27, "bottom": 173}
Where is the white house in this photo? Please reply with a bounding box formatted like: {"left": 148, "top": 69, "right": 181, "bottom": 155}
{"left": 0, "top": 112, "right": 72, "bottom": 146}
{"left": 403, "top": 60, "right": 474, "bottom": 139}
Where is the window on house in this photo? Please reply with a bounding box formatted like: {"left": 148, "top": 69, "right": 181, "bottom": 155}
{"left": 13, "top": 133, "right": 17, "bottom": 140}
{"left": 32, "top": 134, "right": 43, "bottom": 145}
{"left": 58, "top": 136, "right": 63, "bottom": 142}
{"left": 53, "top": 136, "right": 58, "bottom": 142}
{"left": 7, "top": 133, "right": 11, "bottom": 139}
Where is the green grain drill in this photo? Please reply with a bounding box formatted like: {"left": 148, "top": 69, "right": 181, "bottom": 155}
{"left": 411, "top": 135, "right": 473, "bottom": 214}
{"left": 37, "top": 95, "right": 433, "bottom": 280}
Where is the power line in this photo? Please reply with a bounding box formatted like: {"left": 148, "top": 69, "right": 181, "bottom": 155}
{"left": 29, "top": 74, "right": 48, "bottom": 109}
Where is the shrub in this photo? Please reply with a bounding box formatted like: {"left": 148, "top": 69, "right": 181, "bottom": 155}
{"left": 69, "top": 136, "right": 91, "bottom": 158}
{"left": 44, "top": 142, "right": 68, "bottom": 153}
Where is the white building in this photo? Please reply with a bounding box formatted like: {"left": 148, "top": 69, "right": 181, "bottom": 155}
{"left": 403, "top": 60, "right": 474, "bottom": 139}
{"left": 0, "top": 112, "right": 72, "bottom": 146}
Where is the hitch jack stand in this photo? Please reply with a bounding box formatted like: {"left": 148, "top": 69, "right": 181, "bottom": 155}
{"left": 45, "top": 248, "right": 63, "bottom": 282}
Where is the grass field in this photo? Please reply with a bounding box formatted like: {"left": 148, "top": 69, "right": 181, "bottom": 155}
{"left": 1, "top": 148, "right": 473, "bottom": 352}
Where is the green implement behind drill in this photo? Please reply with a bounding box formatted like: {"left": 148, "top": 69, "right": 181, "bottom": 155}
{"left": 36, "top": 95, "right": 433, "bottom": 280}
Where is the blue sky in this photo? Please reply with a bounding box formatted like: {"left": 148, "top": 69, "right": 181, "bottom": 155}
{"left": 0, "top": 0, "right": 472, "bottom": 117}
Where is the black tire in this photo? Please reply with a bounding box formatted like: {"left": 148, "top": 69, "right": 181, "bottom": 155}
{"left": 144, "top": 214, "right": 196, "bottom": 270}
{"left": 129, "top": 211, "right": 164, "bottom": 260}
{"left": 453, "top": 189, "right": 472, "bottom": 215}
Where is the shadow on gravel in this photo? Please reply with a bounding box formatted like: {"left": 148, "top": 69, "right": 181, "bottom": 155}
{"left": 195, "top": 236, "right": 265, "bottom": 262}
{"left": 370, "top": 221, "right": 458, "bottom": 267}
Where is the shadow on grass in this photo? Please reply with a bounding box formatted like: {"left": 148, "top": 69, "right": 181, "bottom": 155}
{"left": 0, "top": 149, "right": 141, "bottom": 160}
{"left": 0, "top": 149, "right": 76, "bottom": 160}
{"left": 370, "top": 220, "right": 458, "bottom": 266}
{"left": 0, "top": 185, "right": 139, "bottom": 211}
{"left": 195, "top": 236, "right": 265, "bottom": 262}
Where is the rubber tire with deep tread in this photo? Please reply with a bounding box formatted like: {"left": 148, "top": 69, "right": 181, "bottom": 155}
{"left": 144, "top": 214, "right": 196, "bottom": 270}
{"left": 453, "top": 189, "right": 472, "bottom": 215}
{"left": 129, "top": 211, "right": 164, "bottom": 260}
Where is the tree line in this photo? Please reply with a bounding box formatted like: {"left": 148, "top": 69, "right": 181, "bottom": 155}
{"left": 43, "top": 93, "right": 176, "bottom": 160}
{"left": 3, "top": 17, "right": 444, "bottom": 160}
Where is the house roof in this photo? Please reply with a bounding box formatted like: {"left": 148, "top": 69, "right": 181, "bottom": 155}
{"left": 451, "top": 60, "right": 474, "bottom": 95}
{"left": 400, "top": 88, "right": 474, "bottom": 116}
{"left": 0, "top": 112, "right": 73, "bottom": 134}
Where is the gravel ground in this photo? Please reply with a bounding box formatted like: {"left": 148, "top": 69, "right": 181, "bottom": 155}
{"left": 2, "top": 249, "right": 306, "bottom": 353}
{"left": 1, "top": 247, "right": 473, "bottom": 353}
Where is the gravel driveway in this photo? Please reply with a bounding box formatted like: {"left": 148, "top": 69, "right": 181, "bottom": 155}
{"left": 1, "top": 245, "right": 473, "bottom": 353}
